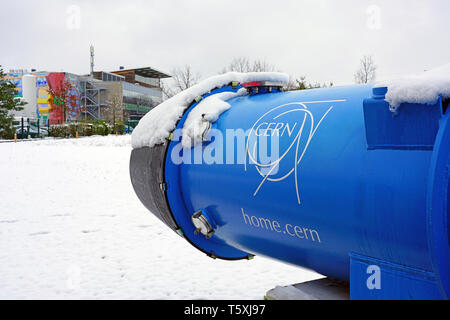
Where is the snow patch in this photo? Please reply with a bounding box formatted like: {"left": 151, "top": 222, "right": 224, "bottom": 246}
{"left": 0, "top": 137, "right": 322, "bottom": 299}
{"left": 181, "top": 88, "right": 247, "bottom": 148}
{"left": 131, "top": 72, "right": 289, "bottom": 149}
{"left": 31, "top": 135, "right": 131, "bottom": 147}
{"left": 376, "top": 63, "right": 450, "bottom": 112}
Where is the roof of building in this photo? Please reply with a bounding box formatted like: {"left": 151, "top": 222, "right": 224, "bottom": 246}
{"left": 94, "top": 71, "right": 126, "bottom": 79}
{"left": 112, "top": 67, "right": 171, "bottom": 79}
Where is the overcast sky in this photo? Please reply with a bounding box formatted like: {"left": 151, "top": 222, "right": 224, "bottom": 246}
{"left": 1, "top": 0, "right": 449, "bottom": 85}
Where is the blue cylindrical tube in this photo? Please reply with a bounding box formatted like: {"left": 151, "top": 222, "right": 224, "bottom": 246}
{"left": 130, "top": 83, "right": 449, "bottom": 300}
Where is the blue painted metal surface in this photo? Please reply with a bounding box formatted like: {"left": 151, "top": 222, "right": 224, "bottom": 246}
{"left": 350, "top": 253, "right": 443, "bottom": 300}
{"left": 426, "top": 107, "right": 450, "bottom": 299}
{"left": 161, "top": 83, "right": 448, "bottom": 299}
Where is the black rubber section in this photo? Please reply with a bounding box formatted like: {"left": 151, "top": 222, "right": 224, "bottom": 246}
{"left": 130, "top": 144, "right": 179, "bottom": 232}
{"left": 130, "top": 143, "right": 251, "bottom": 261}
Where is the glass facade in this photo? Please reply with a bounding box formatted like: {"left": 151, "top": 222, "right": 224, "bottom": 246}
{"left": 135, "top": 74, "right": 160, "bottom": 87}
{"left": 123, "top": 82, "right": 162, "bottom": 104}
{"left": 100, "top": 72, "right": 124, "bottom": 82}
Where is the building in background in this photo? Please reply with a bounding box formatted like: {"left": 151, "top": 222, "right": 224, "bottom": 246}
{"left": 4, "top": 70, "right": 53, "bottom": 123}
{"left": 4, "top": 70, "right": 84, "bottom": 124}
{"left": 86, "top": 67, "right": 170, "bottom": 123}
{"left": 111, "top": 67, "right": 170, "bottom": 122}
{"left": 21, "top": 75, "right": 37, "bottom": 119}
{"left": 2, "top": 66, "right": 170, "bottom": 126}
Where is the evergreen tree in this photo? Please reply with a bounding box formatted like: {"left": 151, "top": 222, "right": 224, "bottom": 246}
{"left": 0, "top": 66, "right": 25, "bottom": 139}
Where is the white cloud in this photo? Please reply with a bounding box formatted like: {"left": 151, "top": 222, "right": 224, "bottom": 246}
{"left": 1, "top": 0, "right": 449, "bottom": 85}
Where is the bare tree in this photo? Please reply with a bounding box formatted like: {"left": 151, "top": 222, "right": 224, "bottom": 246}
{"left": 222, "top": 57, "right": 276, "bottom": 73}
{"left": 222, "top": 57, "right": 251, "bottom": 73}
{"left": 251, "top": 59, "right": 276, "bottom": 72}
{"left": 105, "top": 94, "right": 123, "bottom": 131}
{"left": 162, "top": 65, "right": 201, "bottom": 99}
{"left": 354, "top": 55, "right": 377, "bottom": 84}
{"left": 284, "top": 75, "right": 300, "bottom": 91}
{"left": 161, "top": 59, "right": 278, "bottom": 100}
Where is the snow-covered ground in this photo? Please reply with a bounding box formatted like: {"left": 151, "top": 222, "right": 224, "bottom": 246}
{"left": 0, "top": 135, "right": 321, "bottom": 300}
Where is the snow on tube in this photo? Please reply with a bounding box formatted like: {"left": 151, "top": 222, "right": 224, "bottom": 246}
{"left": 130, "top": 71, "right": 449, "bottom": 300}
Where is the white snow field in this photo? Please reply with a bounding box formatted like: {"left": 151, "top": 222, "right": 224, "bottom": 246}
{"left": 0, "top": 135, "right": 321, "bottom": 300}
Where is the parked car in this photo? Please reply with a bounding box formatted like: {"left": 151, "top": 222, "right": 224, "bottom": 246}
{"left": 15, "top": 124, "right": 49, "bottom": 138}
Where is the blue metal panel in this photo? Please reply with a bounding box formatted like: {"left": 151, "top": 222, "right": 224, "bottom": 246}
{"left": 350, "top": 253, "right": 442, "bottom": 300}
{"left": 426, "top": 109, "right": 450, "bottom": 299}
{"left": 363, "top": 88, "right": 442, "bottom": 150}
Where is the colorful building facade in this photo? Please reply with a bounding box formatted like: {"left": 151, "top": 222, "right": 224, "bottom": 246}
{"left": 4, "top": 71, "right": 82, "bottom": 124}
{"left": 3, "top": 66, "right": 170, "bottom": 124}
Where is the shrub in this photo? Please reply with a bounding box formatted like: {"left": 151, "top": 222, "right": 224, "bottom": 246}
{"left": 92, "top": 120, "right": 110, "bottom": 136}
{"left": 49, "top": 125, "right": 69, "bottom": 138}
{"left": 67, "top": 122, "right": 94, "bottom": 137}
{"left": 115, "top": 121, "right": 125, "bottom": 135}
{"left": 37, "top": 120, "right": 129, "bottom": 139}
